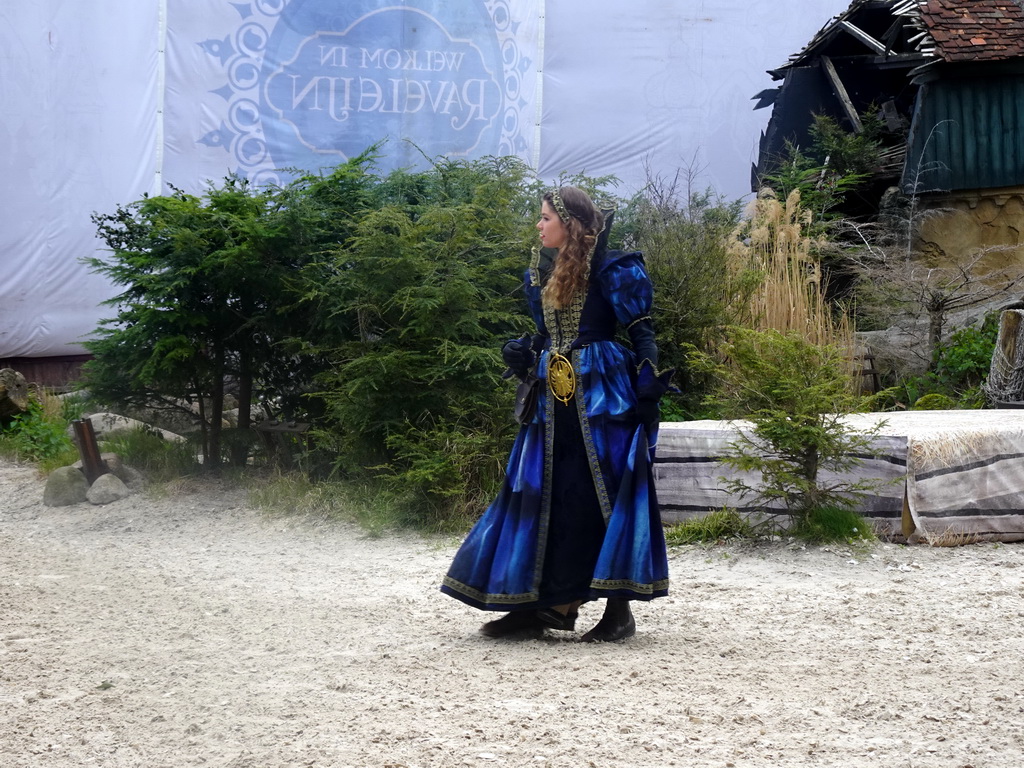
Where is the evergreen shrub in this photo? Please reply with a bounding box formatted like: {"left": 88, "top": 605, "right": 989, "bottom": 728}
{"left": 697, "top": 328, "right": 885, "bottom": 531}
{"left": 84, "top": 150, "right": 751, "bottom": 525}
{"left": 308, "top": 156, "right": 538, "bottom": 521}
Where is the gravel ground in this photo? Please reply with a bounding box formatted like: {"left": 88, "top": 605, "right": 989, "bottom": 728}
{"left": 2, "top": 458, "right": 1023, "bottom": 768}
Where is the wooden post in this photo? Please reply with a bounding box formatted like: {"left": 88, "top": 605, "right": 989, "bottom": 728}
{"left": 72, "top": 419, "right": 108, "bottom": 485}
{"left": 820, "top": 56, "right": 863, "bottom": 134}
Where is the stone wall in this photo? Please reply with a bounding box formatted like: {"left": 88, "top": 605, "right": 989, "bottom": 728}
{"left": 916, "top": 186, "right": 1024, "bottom": 268}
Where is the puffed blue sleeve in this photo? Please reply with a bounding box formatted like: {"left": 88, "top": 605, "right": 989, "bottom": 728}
{"left": 596, "top": 251, "right": 654, "bottom": 326}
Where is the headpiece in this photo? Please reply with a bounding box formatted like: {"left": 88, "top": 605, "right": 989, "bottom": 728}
{"left": 549, "top": 188, "right": 573, "bottom": 224}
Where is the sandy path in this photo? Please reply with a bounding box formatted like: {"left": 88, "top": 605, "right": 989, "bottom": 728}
{"left": 1, "top": 458, "right": 1023, "bottom": 767}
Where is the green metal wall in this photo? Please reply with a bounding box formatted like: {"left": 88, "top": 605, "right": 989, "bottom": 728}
{"left": 904, "top": 74, "right": 1024, "bottom": 193}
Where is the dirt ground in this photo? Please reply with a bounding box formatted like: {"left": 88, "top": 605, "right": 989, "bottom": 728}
{"left": 2, "top": 458, "right": 1023, "bottom": 768}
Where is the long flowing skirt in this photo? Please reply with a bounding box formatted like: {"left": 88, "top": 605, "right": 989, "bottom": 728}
{"left": 441, "top": 383, "right": 669, "bottom": 611}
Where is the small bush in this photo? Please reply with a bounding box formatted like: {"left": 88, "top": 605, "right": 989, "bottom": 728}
{"left": 935, "top": 320, "right": 997, "bottom": 388}
{"left": 0, "top": 397, "right": 76, "bottom": 466}
{"left": 658, "top": 395, "right": 691, "bottom": 423}
{"left": 383, "top": 418, "right": 510, "bottom": 528}
{"left": 698, "top": 328, "right": 884, "bottom": 525}
{"left": 911, "top": 393, "right": 957, "bottom": 410}
{"left": 665, "top": 508, "right": 751, "bottom": 545}
{"left": 310, "top": 156, "right": 540, "bottom": 524}
{"left": 59, "top": 392, "right": 90, "bottom": 423}
{"left": 758, "top": 112, "right": 882, "bottom": 225}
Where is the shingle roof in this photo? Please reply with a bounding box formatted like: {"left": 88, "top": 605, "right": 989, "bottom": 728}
{"left": 918, "top": 0, "right": 1024, "bottom": 61}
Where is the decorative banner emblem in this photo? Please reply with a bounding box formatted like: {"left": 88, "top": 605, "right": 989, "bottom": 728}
{"left": 264, "top": 7, "right": 502, "bottom": 162}
{"left": 197, "top": 0, "right": 528, "bottom": 185}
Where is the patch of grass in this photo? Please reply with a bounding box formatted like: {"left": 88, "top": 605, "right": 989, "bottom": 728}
{"left": 925, "top": 526, "right": 980, "bottom": 547}
{"left": 59, "top": 391, "right": 91, "bottom": 423}
{"left": 246, "top": 469, "right": 482, "bottom": 536}
{"left": 789, "top": 506, "right": 876, "bottom": 544}
{"left": 100, "top": 427, "right": 199, "bottom": 484}
{"left": 246, "top": 472, "right": 412, "bottom": 537}
{"left": 38, "top": 444, "right": 83, "bottom": 475}
{"left": 665, "top": 508, "right": 751, "bottom": 545}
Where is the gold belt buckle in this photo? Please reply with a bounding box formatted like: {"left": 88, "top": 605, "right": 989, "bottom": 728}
{"left": 547, "top": 351, "right": 575, "bottom": 403}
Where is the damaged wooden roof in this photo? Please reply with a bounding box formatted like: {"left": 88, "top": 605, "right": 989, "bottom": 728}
{"left": 918, "top": 0, "right": 1024, "bottom": 61}
{"left": 773, "top": 0, "right": 1024, "bottom": 74}
{"left": 755, "top": 0, "right": 1024, "bottom": 194}
{"left": 771, "top": 0, "right": 922, "bottom": 76}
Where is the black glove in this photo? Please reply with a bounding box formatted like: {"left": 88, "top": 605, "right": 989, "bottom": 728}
{"left": 502, "top": 336, "right": 535, "bottom": 378}
{"left": 632, "top": 321, "right": 675, "bottom": 431}
{"left": 627, "top": 317, "right": 658, "bottom": 370}
{"left": 636, "top": 398, "right": 660, "bottom": 429}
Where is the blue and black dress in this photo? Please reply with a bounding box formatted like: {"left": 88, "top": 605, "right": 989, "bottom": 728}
{"left": 441, "top": 243, "right": 670, "bottom": 611}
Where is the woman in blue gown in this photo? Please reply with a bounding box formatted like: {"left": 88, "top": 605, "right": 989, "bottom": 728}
{"left": 441, "top": 186, "right": 672, "bottom": 642}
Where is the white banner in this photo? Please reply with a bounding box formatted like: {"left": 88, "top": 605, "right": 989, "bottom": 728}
{"left": 539, "top": 0, "right": 834, "bottom": 197}
{"left": 1, "top": 0, "right": 849, "bottom": 359}
{"left": 0, "top": 1, "right": 159, "bottom": 358}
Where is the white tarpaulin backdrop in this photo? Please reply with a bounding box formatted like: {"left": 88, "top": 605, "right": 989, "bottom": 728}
{"left": 0, "top": 0, "right": 849, "bottom": 358}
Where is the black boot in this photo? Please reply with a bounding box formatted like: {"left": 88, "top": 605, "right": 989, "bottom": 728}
{"left": 536, "top": 606, "right": 579, "bottom": 631}
{"left": 580, "top": 598, "right": 635, "bottom": 642}
{"left": 479, "top": 611, "right": 545, "bottom": 638}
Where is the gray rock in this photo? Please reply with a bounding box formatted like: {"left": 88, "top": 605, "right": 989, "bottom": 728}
{"left": 122, "top": 401, "right": 204, "bottom": 436}
{"left": 117, "top": 465, "right": 147, "bottom": 492}
{"left": 87, "top": 473, "right": 130, "bottom": 505}
{"left": 858, "top": 326, "right": 930, "bottom": 378}
{"left": 67, "top": 413, "right": 186, "bottom": 443}
{"left": 99, "top": 452, "right": 125, "bottom": 477}
{"left": 858, "top": 298, "right": 1019, "bottom": 380}
{"left": 0, "top": 368, "right": 29, "bottom": 421}
{"left": 71, "top": 452, "right": 145, "bottom": 490}
{"left": 43, "top": 466, "right": 89, "bottom": 507}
